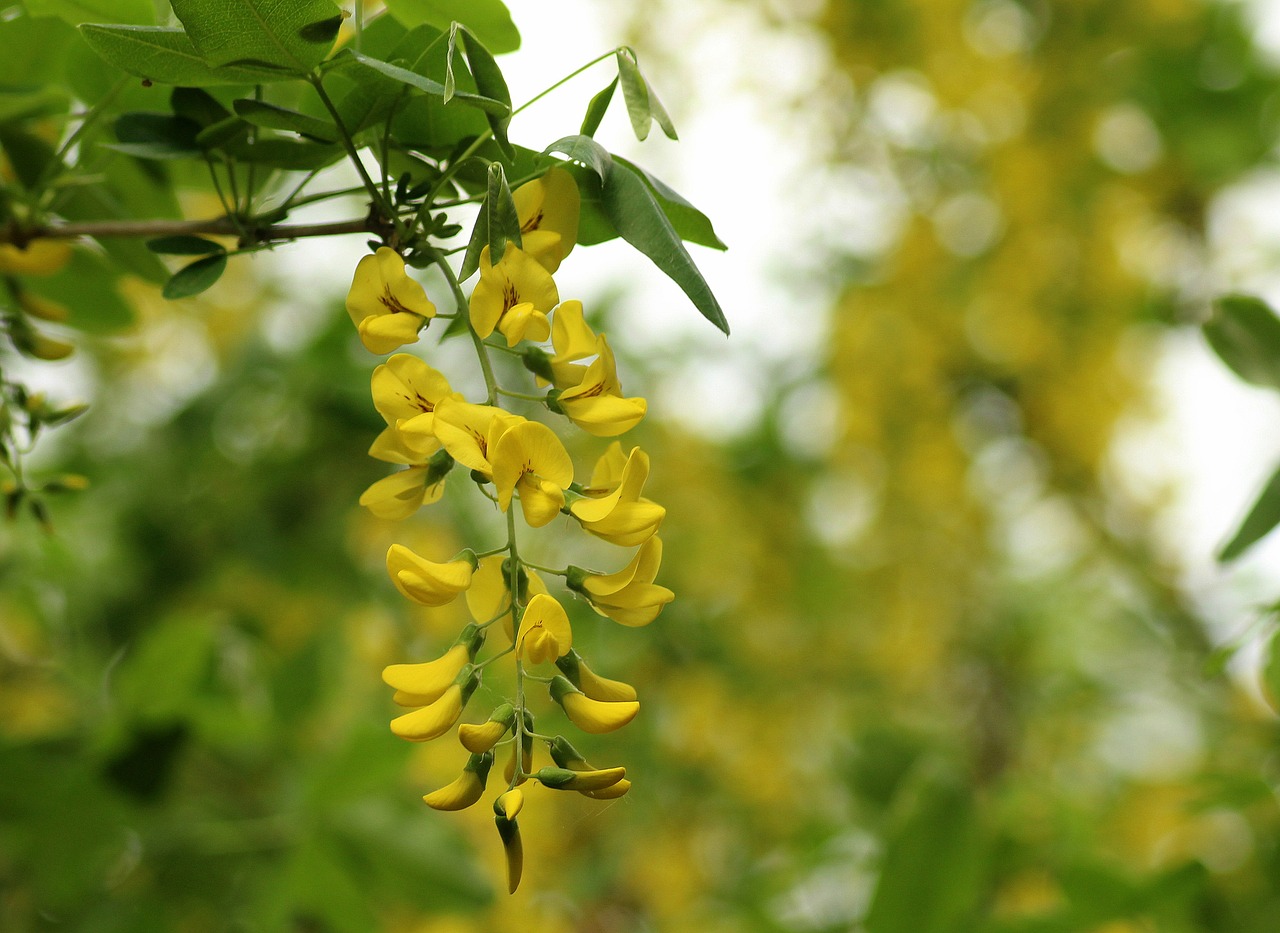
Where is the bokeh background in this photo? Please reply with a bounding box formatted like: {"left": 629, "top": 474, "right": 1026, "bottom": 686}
{"left": 5, "top": 0, "right": 1280, "bottom": 930}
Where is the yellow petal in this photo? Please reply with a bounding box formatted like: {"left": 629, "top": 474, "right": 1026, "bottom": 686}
{"left": 517, "top": 593, "right": 572, "bottom": 664}
{"left": 491, "top": 421, "right": 573, "bottom": 513}
{"left": 495, "top": 303, "right": 551, "bottom": 347}
{"left": 469, "top": 245, "right": 559, "bottom": 339}
{"left": 495, "top": 788, "right": 524, "bottom": 820}
{"left": 386, "top": 544, "right": 473, "bottom": 606}
{"left": 357, "top": 310, "right": 422, "bottom": 354}
{"left": 382, "top": 644, "right": 470, "bottom": 703}
{"left": 371, "top": 354, "right": 455, "bottom": 427}
{"left": 513, "top": 167, "right": 580, "bottom": 273}
{"left": 459, "top": 719, "right": 510, "bottom": 753}
{"left": 389, "top": 684, "right": 464, "bottom": 741}
{"left": 422, "top": 770, "right": 486, "bottom": 810}
{"left": 359, "top": 467, "right": 441, "bottom": 520}
{"left": 0, "top": 241, "right": 71, "bottom": 276}
{"left": 434, "top": 398, "right": 522, "bottom": 475}
{"left": 561, "top": 393, "right": 648, "bottom": 437}
{"left": 549, "top": 300, "right": 596, "bottom": 363}
{"left": 582, "top": 778, "right": 631, "bottom": 800}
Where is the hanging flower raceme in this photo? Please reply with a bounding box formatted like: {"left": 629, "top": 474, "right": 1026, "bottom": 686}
{"left": 356, "top": 149, "right": 683, "bottom": 897}
{"left": 346, "top": 247, "right": 436, "bottom": 354}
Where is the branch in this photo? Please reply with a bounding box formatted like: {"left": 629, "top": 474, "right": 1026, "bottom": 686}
{"left": 1, "top": 216, "right": 387, "bottom": 249}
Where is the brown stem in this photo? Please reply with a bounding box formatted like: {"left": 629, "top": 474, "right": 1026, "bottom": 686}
{"left": 1, "top": 215, "right": 389, "bottom": 250}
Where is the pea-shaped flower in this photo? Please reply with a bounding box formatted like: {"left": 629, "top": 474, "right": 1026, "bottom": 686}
{"left": 433, "top": 399, "right": 523, "bottom": 477}
{"left": 371, "top": 354, "right": 462, "bottom": 455}
{"left": 386, "top": 545, "right": 475, "bottom": 606}
{"left": 568, "top": 538, "right": 674, "bottom": 626}
{"left": 516, "top": 593, "right": 573, "bottom": 665}
{"left": 469, "top": 245, "right": 558, "bottom": 347}
{"left": 569, "top": 446, "right": 665, "bottom": 547}
{"left": 513, "top": 167, "right": 580, "bottom": 273}
{"left": 492, "top": 421, "right": 574, "bottom": 527}
{"left": 346, "top": 247, "right": 436, "bottom": 354}
{"left": 422, "top": 751, "right": 494, "bottom": 810}
{"left": 549, "top": 675, "right": 639, "bottom": 734}
{"left": 556, "top": 335, "right": 647, "bottom": 437}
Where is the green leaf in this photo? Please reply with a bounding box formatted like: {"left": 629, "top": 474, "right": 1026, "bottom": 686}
{"left": 382, "top": 0, "right": 520, "bottom": 54}
{"left": 544, "top": 134, "right": 612, "bottom": 181}
{"left": 233, "top": 99, "right": 339, "bottom": 143}
{"left": 1204, "top": 294, "right": 1280, "bottom": 392}
{"left": 79, "top": 25, "right": 280, "bottom": 86}
{"left": 459, "top": 27, "right": 513, "bottom": 159}
{"left": 602, "top": 160, "right": 729, "bottom": 334}
{"left": 444, "top": 22, "right": 459, "bottom": 104}
{"left": 487, "top": 161, "right": 521, "bottom": 261}
{"left": 169, "top": 0, "right": 342, "bottom": 75}
{"left": 458, "top": 202, "right": 490, "bottom": 283}
{"left": 0, "top": 15, "right": 78, "bottom": 85}
{"left": 222, "top": 137, "right": 343, "bottom": 170}
{"left": 616, "top": 48, "right": 678, "bottom": 142}
{"left": 1262, "top": 632, "right": 1280, "bottom": 713}
{"left": 345, "top": 50, "right": 509, "bottom": 116}
{"left": 614, "top": 155, "right": 727, "bottom": 250}
{"left": 580, "top": 77, "right": 617, "bottom": 138}
{"left": 107, "top": 112, "right": 203, "bottom": 159}
{"left": 147, "top": 236, "right": 227, "bottom": 256}
{"left": 163, "top": 253, "right": 228, "bottom": 299}
{"left": 0, "top": 127, "right": 58, "bottom": 190}
{"left": 1219, "top": 462, "right": 1280, "bottom": 562}
{"left": 195, "top": 115, "right": 251, "bottom": 149}
{"left": 23, "top": 0, "right": 154, "bottom": 25}
{"left": 170, "top": 86, "right": 231, "bottom": 127}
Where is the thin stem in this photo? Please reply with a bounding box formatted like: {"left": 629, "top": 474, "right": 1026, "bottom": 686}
{"left": 477, "top": 645, "right": 514, "bottom": 668}
{"left": 520, "top": 561, "right": 565, "bottom": 577}
{"left": 244, "top": 86, "right": 262, "bottom": 214}
{"left": 1, "top": 216, "right": 381, "bottom": 246}
{"left": 37, "top": 77, "right": 128, "bottom": 198}
{"left": 495, "top": 387, "right": 547, "bottom": 402}
{"left": 205, "top": 157, "right": 234, "bottom": 218}
{"left": 281, "top": 182, "right": 363, "bottom": 211}
{"left": 512, "top": 50, "right": 618, "bottom": 117}
{"left": 308, "top": 74, "right": 398, "bottom": 231}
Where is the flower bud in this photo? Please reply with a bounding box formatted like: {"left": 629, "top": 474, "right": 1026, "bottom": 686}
{"left": 495, "top": 814, "right": 523, "bottom": 894}
{"left": 459, "top": 703, "right": 516, "bottom": 753}
{"left": 388, "top": 669, "right": 478, "bottom": 742}
{"left": 555, "top": 650, "right": 637, "bottom": 702}
{"left": 494, "top": 787, "right": 524, "bottom": 820}
{"left": 533, "top": 765, "right": 626, "bottom": 792}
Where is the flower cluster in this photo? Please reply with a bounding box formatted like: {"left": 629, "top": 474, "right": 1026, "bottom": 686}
{"left": 346, "top": 168, "right": 673, "bottom": 893}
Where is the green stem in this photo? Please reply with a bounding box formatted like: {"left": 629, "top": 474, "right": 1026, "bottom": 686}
{"left": 520, "top": 561, "right": 565, "bottom": 577}
{"left": 37, "top": 77, "right": 128, "bottom": 200}
{"left": 308, "top": 74, "right": 398, "bottom": 233}
{"left": 512, "top": 50, "right": 618, "bottom": 117}
{"left": 495, "top": 387, "right": 547, "bottom": 402}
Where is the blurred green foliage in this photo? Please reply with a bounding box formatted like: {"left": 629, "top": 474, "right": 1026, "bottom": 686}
{"left": 5, "top": 0, "right": 1280, "bottom": 931}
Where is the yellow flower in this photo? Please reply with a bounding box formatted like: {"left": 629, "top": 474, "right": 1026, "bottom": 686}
{"left": 433, "top": 398, "right": 523, "bottom": 477}
{"left": 515, "top": 593, "right": 572, "bottom": 664}
{"left": 535, "top": 764, "right": 627, "bottom": 792}
{"left": 555, "top": 335, "right": 647, "bottom": 436}
{"left": 495, "top": 812, "right": 523, "bottom": 894}
{"left": 0, "top": 240, "right": 71, "bottom": 276}
{"left": 469, "top": 244, "right": 558, "bottom": 346}
{"left": 513, "top": 166, "right": 579, "bottom": 273}
{"left": 548, "top": 737, "right": 632, "bottom": 799}
{"left": 555, "top": 650, "right": 637, "bottom": 702}
{"left": 540, "top": 299, "right": 599, "bottom": 387}
{"left": 491, "top": 421, "right": 574, "bottom": 527}
{"left": 371, "top": 354, "right": 462, "bottom": 455}
{"left": 346, "top": 247, "right": 436, "bottom": 354}
{"left": 465, "top": 555, "right": 548, "bottom": 639}
{"left": 569, "top": 446, "right": 665, "bottom": 546}
{"left": 359, "top": 466, "right": 446, "bottom": 520}
{"left": 382, "top": 633, "right": 478, "bottom": 706}
{"left": 495, "top": 787, "right": 524, "bottom": 820}
{"left": 422, "top": 751, "right": 494, "bottom": 810}
{"left": 458, "top": 703, "right": 516, "bottom": 753}
{"left": 386, "top": 544, "right": 475, "bottom": 606}
{"left": 388, "top": 671, "right": 477, "bottom": 742}
{"left": 550, "top": 675, "right": 639, "bottom": 734}
{"left": 570, "top": 537, "right": 674, "bottom": 626}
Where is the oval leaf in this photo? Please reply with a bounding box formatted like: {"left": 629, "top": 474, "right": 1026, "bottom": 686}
{"left": 1219, "top": 461, "right": 1280, "bottom": 562}
{"left": 163, "top": 253, "right": 227, "bottom": 299}
{"left": 147, "top": 235, "right": 226, "bottom": 255}
{"left": 1204, "top": 294, "right": 1280, "bottom": 392}
{"left": 79, "top": 25, "right": 288, "bottom": 86}
{"left": 169, "top": 0, "right": 342, "bottom": 74}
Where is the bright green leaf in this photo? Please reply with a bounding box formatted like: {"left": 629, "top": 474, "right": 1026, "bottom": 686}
{"left": 487, "top": 161, "right": 521, "bottom": 262}
{"left": 615, "top": 48, "right": 677, "bottom": 141}
{"left": 601, "top": 159, "right": 729, "bottom": 334}
{"left": 544, "top": 134, "right": 612, "bottom": 181}
{"left": 163, "top": 253, "right": 228, "bottom": 299}
{"left": 580, "top": 77, "right": 617, "bottom": 138}
{"left": 344, "top": 50, "right": 509, "bottom": 116}
{"left": 79, "top": 25, "right": 281, "bottom": 86}
{"left": 1204, "top": 294, "right": 1280, "bottom": 392}
{"left": 444, "top": 22, "right": 459, "bottom": 104}
{"left": 169, "top": 0, "right": 342, "bottom": 75}
{"left": 382, "top": 0, "right": 520, "bottom": 54}
{"left": 0, "top": 15, "right": 78, "bottom": 85}
{"left": 1219, "top": 462, "right": 1280, "bottom": 562}
{"left": 459, "top": 27, "right": 513, "bottom": 159}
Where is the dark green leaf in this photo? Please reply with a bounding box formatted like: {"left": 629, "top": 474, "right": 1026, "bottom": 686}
{"left": 195, "top": 115, "right": 251, "bottom": 149}
{"left": 108, "top": 111, "right": 203, "bottom": 159}
{"left": 344, "top": 51, "right": 509, "bottom": 116}
{"left": 563, "top": 163, "right": 616, "bottom": 246}
{"left": 79, "top": 25, "right": 279, "bottom": 86}
{"left": 170, "top": 86, "right": 231, "bottom": 127}
{"left": 544, "top": 134, "right": 612, "bottom": 181}
{"left": 602, "top": 159, "right": 728, "bottom": 334}
{"left": 458, "top": 203, "right": 489, "bottom": 283}
{"left": 580, "top": 77, "right": 617, "bottom": 138}
{"left": 0, "top": 127, "right": 58, "bottom": 190}
{"left": 459, "top": 27, "right": 513, "bottom": 159}
{"left": 1219, "top": 461, "right": 1280, "bottom": 561}
{"left": 614, "top": 155, "right": 726, "bottom": 250}
{"left": 382, "top": 0, "right": 520, "bottom": 54}
{"left": 222, "top": 137, "right": 343, "bottom": 170}
{"left": 163, "top": 253, "right": 228, "bottom": 299}
{"left": 147, "top": 235, "right": 227, "bottom": 256}
{"left": 1204, "top": 294, "right": 1280, "bottom": 392}
{"left": 487, "top": 161, "right": 521, "bottom": 262}
{"left": 233, "top": 99, "right": 339, "bottom": 142}
{"left": 24, "top": 0, "right": 154, "bottom": 25}
{"left": 170, "top": 0, "right": 342, "bottom": 75}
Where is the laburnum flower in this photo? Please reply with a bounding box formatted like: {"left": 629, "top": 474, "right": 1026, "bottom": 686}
{"left": 359, "top": 465, "right": 446, "bottom": 520}
{"left": 346, "top": 247, "right": 436, "bottom": 354}
{"left": 548, "top": 736, "right": 631, "bottom": 799}
{"left": 388, "top": 671, "right": 478, "bottom": 741}
{"left": 491, "top": 421, "right": 574, "bottom": 527}
{"left": 512, "top": 167, "right": 580, "bottom": 274}
{"left": 371, "top": 354, "right": 462, "bottom": 457}
{"left": 494, "top": 804, "right": 523, "bottom": 894}
{"left": 515, "top": 593, "right": 573, "bottom": 665}
{"left": 459, "top": 703, "right": 516, "bottom": 753}
{"left": 433, "top": 398, "right": 523, "bottom": 478}
{"left": 549, "top": 675, "right": 639, "bottom": 734}
{"left": 465, "top": 554, "right": 549, "bottom": 640}
{"left": 422, "top": 750, "right": 494, "bottom": 810}
{"left": 469, "top": 244, "right": 558, "bottom": 347}
{"left": 569, "top": 445, "right": 665, "bottom": 546}
{"left": 568, "top": 537, "right": 674, "bottom": 626}
{"left": 540, "top": 299, "right": 599, "bottom": 388}
{"left": 386, "top": 544, "right": 475, "bottom": 606}
{"left": 555, "top": 334, "right": 647, "bottom": 437}
{"left": 382, "top": 626, "right": 481, "bottom": 706}
{"left": 555, "top": 650, "right": 637, "bottom": 702}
